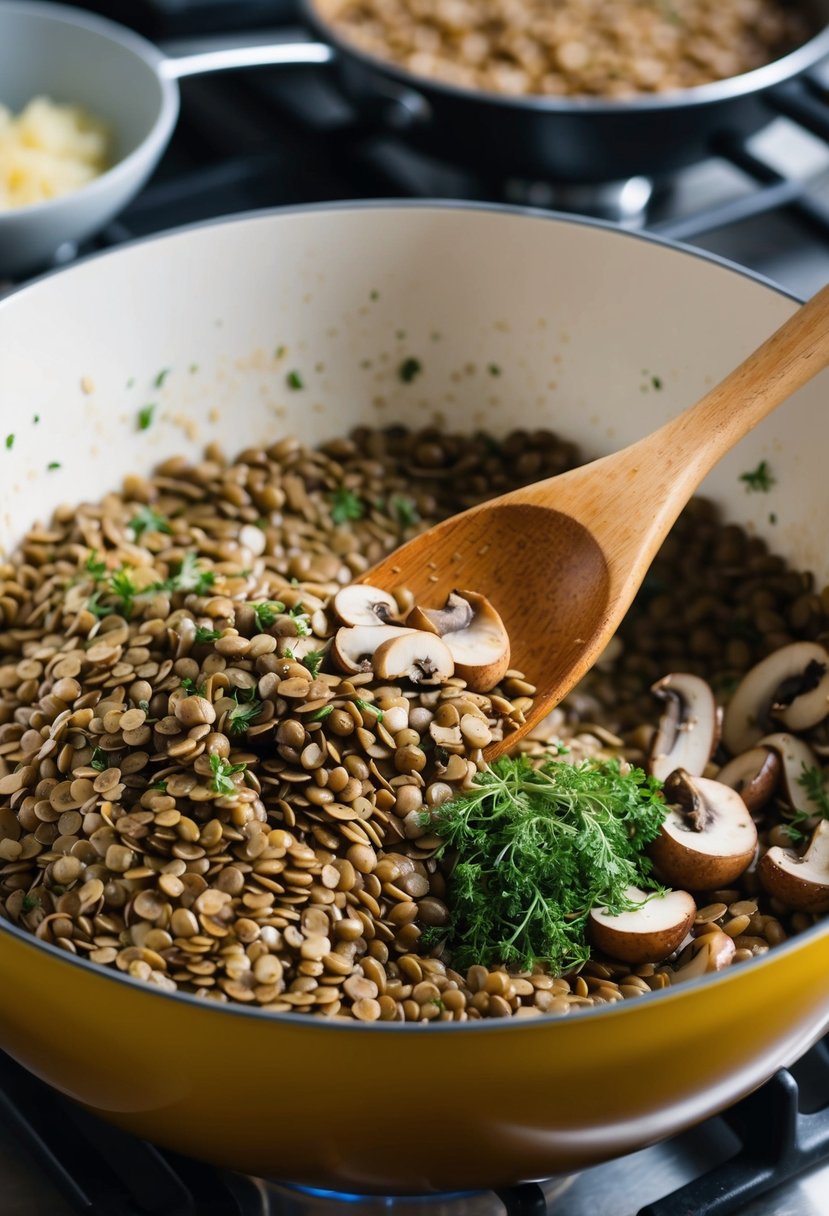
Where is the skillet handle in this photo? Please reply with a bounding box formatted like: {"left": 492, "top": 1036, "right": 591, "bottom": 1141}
{"left": 160, "top": 38, "right": 334, "bottom": 79}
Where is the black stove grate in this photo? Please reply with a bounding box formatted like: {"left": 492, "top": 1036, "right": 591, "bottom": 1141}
{"left": 2, "top": 1043, "right": 829, "bottom": 1216}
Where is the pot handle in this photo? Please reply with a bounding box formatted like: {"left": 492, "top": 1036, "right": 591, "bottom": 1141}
{"left": 160, "top": 38, "right": 334, "bottom": 80}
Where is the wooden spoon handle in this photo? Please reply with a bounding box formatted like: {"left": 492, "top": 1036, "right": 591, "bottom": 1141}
{"left": 648, "top": 276, "right": 829, "bottom": 493}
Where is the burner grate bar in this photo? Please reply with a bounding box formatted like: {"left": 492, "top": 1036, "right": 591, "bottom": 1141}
{"left": 638, "top": 1067, "right": 829, "bottom": 1216}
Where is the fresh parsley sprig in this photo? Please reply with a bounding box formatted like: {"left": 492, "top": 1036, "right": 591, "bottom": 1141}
{"left": 329, "top": 488, "right": 365, "bottom": 525}
{"left": 209, "top": 753, "right": 247, "bottom": 795}
{"left": 251, "top": 601, "right": 286, "bottom": 632}
{"left": 428, "top": 754, "right": 667, "bottom": 972}
{"left": 788, "top": 764, "right": 829, "bottom": 841}
{"left": 227, "top": 689, "right": 261, "bottom": 735}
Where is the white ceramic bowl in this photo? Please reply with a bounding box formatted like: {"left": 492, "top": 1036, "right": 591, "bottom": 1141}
{"left": 0, "top": 1, "right": 330, "bottom": 277}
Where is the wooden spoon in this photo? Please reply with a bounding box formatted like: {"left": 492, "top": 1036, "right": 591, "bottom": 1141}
{"left": 363, "top": 281, "right": 829, "bottom": 759}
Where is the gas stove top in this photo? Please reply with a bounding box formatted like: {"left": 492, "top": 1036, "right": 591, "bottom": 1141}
{"left": 6, "top": 3, "right": 829, "bottom": 1212}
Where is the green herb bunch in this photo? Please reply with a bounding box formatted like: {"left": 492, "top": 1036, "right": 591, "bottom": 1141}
{"left": 428, "top": 754, "right": 667, "bottom": 973}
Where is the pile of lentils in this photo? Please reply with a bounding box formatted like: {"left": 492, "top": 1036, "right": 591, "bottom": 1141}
{"left": 320, "top": 0, "right": 814, "bottom": 99}
{"left": 0, "top": 426, "right": 826, "bottom": 1021}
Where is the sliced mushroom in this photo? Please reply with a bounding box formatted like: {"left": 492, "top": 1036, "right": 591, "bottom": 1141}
{"left": 758, "top": 732, "right": 820, "bottom": 818}
{"left": 407, "top": 591, "right": 474, "bottom": 636}
{"left": 587, "top": 885, "right": 695, "bottom": 965}
{"left": 715, "top": 746, "right": 781, "bottom": 814}
{"left": 722, "top": 642, "right": 829, "bottom": 755}
{"left": 406, "top": 589, "right": 509, "bottom": 693}
{"left": 373, "top": 631, "right": 455, "bottom": 685}
{"left": 333, "top": 584, "right": 400, "bottom": 628}
{"left": 758, "top": 819, "right": 829, "bottom": 914}
{"left": 648, "top": 673, "right": 720, "bottom": 783}
{"left": 331, "top": 624, "right": 417, "bottom": 675}
{"left": 650, "top": 770, "right": 758, "bottom": 890}
{"left": 672, "top": 929, "right": 736, "bottom": 982}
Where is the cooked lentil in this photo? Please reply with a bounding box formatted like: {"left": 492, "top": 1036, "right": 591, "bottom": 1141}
{"left": 0, "top": 425, "right": 827, "bottom": 1021}
{"left": 319, "top": 0, "right": 815, "bottom": 98}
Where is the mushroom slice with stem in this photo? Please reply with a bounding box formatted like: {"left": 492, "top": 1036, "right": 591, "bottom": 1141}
{"left": 648, "top": 673, "right": 720, "bottom": 783}
{"left": 408, "top": 589, "right": 509, "bottom": 693}
{"left": 722, "top": 642, "right": 829, "bottom": 755}
{"left": 758, "top": 818, "right": 829, "bottom": 914}
{"left": 650, "top": 770, "right": 758, "bottom": 890}
{"left": 715, "top": 746, "right": 781, "bottom": 815}
{"left": 587, "top": 885, "right": 695, "bottom": 965}
{"left": 333, "top": 584, "right": 400, "bottom": 628}
{"left": 672, "top": 928, "right": 736, "bottom": 982}
{"left": 758, "top": 732, "right": 820, "bottom": 819}
{"left": 407, "top": 591, "right": 474, "bottom": 635}
{"left": 331, "top": 624, "right": 417, "bottom": 675}
{"left": 373, "top": 631, "right": 455, "bottom": 685}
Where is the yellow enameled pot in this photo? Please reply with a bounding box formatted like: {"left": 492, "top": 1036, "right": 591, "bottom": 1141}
{"left": 1, "top": 204, "right": 828, "bottom": 1192}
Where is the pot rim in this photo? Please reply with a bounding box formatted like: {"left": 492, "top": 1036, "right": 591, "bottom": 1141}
{"left": 303, "top": 0, "right": 829, "bottom": 115}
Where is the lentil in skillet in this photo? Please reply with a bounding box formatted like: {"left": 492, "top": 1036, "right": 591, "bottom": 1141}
{"left": 0, "top": 426, "right": 827, "bottom": 1020}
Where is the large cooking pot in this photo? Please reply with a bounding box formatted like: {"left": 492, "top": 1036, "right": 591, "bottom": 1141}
{"left": 4, "top": 0, "right": 829, "bottom": 275}
{"left": 1, "top": 203, "right": 829, "bottom": 1193}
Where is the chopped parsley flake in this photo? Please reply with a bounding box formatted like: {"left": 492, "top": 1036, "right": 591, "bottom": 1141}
{"left": 739, "top": 460, "right": 775, "bottom": 493}
{"left": 137, "top": 404, "right": 155, "bottom": 431}
{"left": 47, "top": 461, "right": 61, "bottom": 471}
{"left": 33, "top": 415, "right": 40, "bottom": 424}
{"left": 788, "top": 765, "right": 829, "bottom": 840}
{"left": 162, "top": 551, "right": 215, "bottom": 595}
{"left": 209, "top": 753, "right": 247, "bottom": 795}
{"left": 154, "top": 368, "right": 171, "bottom": 388}
{"left": 301, "top": 650, "right": 325, "bottom": 679}
{"left": 355, "top": 697, "right": 383, "bottom": 722}
{"left": 651, "top": 375, "right": 663, "bottom": 390}
{"left": 330, "top": 487, "right": 365, "bottom": 525}
{"left": 85, "top": 549, "right": 107, "bottom": 579}
{"left": 5, "top": 434, "right": 13, "bottom": 449}
{"left": 388, "top": 494, "right": 419, "bottom": 527}
{"left": 129, "top": 505, "right": 171, "bottom": 538}
{"left": 194, "top": 625, "right": 222, "bottom": 644}
{"left": 21, "top": 894, "right": 40, "bottom": 912}
{"left": 151, "top": 779, "right": 168, "bottom": 793}
{"left": 286, "top": 370, "right": 304, "bottom": 390}
{"left": 90, "top": 747, "right": 108, "bottom": 772}
{"left": 398, "top": 357, "right": 422, "bottom": 384}
{"left": 251, "top": 601, "right": 285, "bottom": 632}
{"left": 227, "top": 690, "right": 262, "bottom": 735}
{"left": 487, "top": 364, "right": 501, "bottom": 377}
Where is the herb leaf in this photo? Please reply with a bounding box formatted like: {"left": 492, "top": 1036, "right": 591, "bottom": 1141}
{"left": 129, "top": 505, "right": 171, "bottom": 538}
{"left": 739, "top": 460, "right": 775, "bottom": 493}
{"left": 137, "top": 404, "right": 155, "bottom": 431}
{"left": 330, "top": 488, "right": 365, "bottom": 525}
{"left": 388, "top": 494, "right": 419, "bottom": 527}
{"left": 355, "top": 696, "right": 383, "bottom": 722}
{"left": 429, "top": 754, "right": 667, "bottom": 972}
{"left": 161, "top": 552, "right": 215, "bottom": 596}
{"left": 398, "top": 357, "right": 422, "bottom": 383}
{"left": 789, "top": 764, "right": 829, "bottom": 840}
{"left": 209, "top": 753, "right": 247, "bottom": 795}
{"left": 227, "top": 690, "right": 262, "bottom": 736}
{"left": 250, "top": 600, "right": 285, "bottom": 632}
{"left": 301, "top": 650, "right": 325, "bottom": 679}
{"left": 90, "top": 747, "right": 108, "bottom": 772}
{"left": 85, "top": 549, "right": 108, "bottom": 579}
{"left": 194, "top": 625, "right": 222, "bottom": 644}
